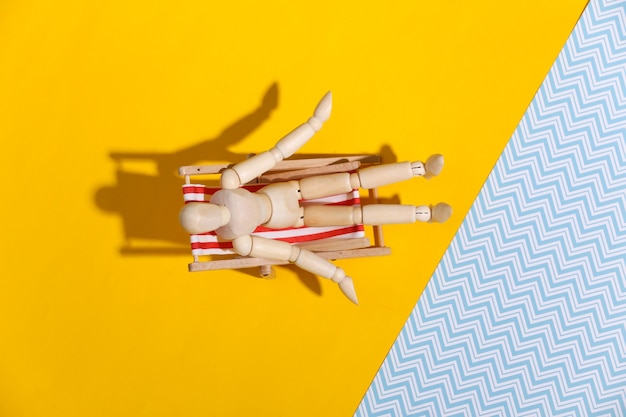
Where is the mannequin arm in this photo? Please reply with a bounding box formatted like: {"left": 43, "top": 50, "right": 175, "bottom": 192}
{"left": 232, "top": 234, "right": 358, "bottom": 304}
{"left": 220, "top": 91, "right": 333, "bottom": 189}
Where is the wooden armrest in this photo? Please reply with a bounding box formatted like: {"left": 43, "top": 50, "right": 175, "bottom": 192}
{"left": 260, "top": 161, "right": 362, "bottom": 182}
{"left": 178, "top": 164, "right": 230, "bottom": 176}
{"left": 178, "top": 155, "right": 381, "bottom": 179}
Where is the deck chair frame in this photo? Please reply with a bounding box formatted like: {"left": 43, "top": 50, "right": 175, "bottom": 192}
{"left": 179, "top": 155, "right": 391, "bottom": 276}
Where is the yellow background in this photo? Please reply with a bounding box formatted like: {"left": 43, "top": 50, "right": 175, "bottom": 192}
{"left": 0, "top": 1, "right": 588, "bottom": 416}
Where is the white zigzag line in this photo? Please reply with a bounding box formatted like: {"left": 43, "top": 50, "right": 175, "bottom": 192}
{"left": 579, "top": 12, "right": 626, "bottom": 59}
{"left": 602, "top": 0, "right": 626, "bottom": 7}
{"left": 479, "top": 188, "right": 626, "bottom": 258}
{"left": 483, "top": 194, "right": 626, "bottom": 264}
{"left": 370, "top": 282, "right": 620, "bottom": 404}
{"left": 454, "top": 218, "right": 626, "bottom": 300}
{"left": 396, "top": 326, "right": 584, "bottom": 413}
{"left": 551, "top": 57, "right": 626, "bottom": 110}
{"left": 570, "top": 32, "right": 626, "bottom": 75}
{"left": 368, "top": 375, "right": 406, "bottom": 415}
{"left": 461, "top": 212, "right": 623, "bottom": 284}
{"left": 492, "top": 191, "right": 626, "bottom": 244}
{"left": 402, "top": 337, "right": 625, "bottom": 409}
{"left": 435, "top": 242, "right": 626, "bottom": 347}
{"left": 519, "top": 117, "right": 616, "bottom": 165}
{"left": 529, "top": 109, "right": 626, "bottom": 156}
{"left": 446, "top": 224, "right": 608, "bottom": 296}
{"left": 413, "top": 297, "right": 626, "bottom": 401}
{"left": 445, "top": 282, "right": 625, "bottom": 346}
{"left": 417, "top": 287, "right": 550, "bottom": 360}
{"left": 390, "top": 308, "right": 620, "bottom": 412}
{"left": 537, "top": 143, "right": 626, "bottom": 190}
{"left": 489, "top": 157, "right": 626, "bottom": 241}
{"left": 512, "top": 116, "right": 626, "bottom": 186}
{"left": 563, "top": 33, "right": 626, "bottom": 78}
{"left": 439, "top": 248, "right": 624, "bottom": 332}
{"left": 496, "top": 157, "right": 626, "bottom": 212}
{"left": 375, "top": 366, "right": 415, "bottom": 413}
{"left": 544, "top": 74, "right": 626, "bottom": 128}
{"left": 424, "top": 256, "right": 626, "bottom": 354}
{"left": 454, "top": 217, "right": 626, "bottom": 320}
{"left": 375, "top": 362, "right": 442, "bottom": 416}
{"left": 531, "top": 94, "right": 624, "bottom": 141}
{"left": 390, "top": 342, "right": 506, "bottom": 415}
{"left": 512, "top": 113, "right": 626, "bottom": 166}
{"left": 555, "top": 53, "right": 626, "bottom": 109}
{"left": 421, "top": 279, "right": 626, "bottom": 375}
{"left": 531, "top": 87, "right": 625, "bottom": 133}
{"left": 587, "top": 0, "right": 626, "bottom": 45}
{"left": 412, "top": 358, "right": 511, "bottom": 416}
{"left": 380, "top": 350, "right": 477, "bottom": 416}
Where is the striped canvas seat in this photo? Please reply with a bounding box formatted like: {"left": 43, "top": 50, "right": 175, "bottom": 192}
{"left": 182, "top": 183, "right": 365, "bottom": 256}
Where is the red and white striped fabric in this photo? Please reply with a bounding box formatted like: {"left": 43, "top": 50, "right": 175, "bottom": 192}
{"left": 182, "top": 184, "right": 365, "bottom": 256}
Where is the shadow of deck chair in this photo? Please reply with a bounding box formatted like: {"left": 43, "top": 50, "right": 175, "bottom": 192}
{"left": 178, "top": 155, "right": 392, "bottom": 277}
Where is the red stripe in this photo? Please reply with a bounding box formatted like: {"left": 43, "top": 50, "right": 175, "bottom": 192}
{"left": 191, "top": 241, "right": 233, "bottom": 250}
{"left": 189, "top": 184, "right": 266, "bottom": 194}
{"left": 192, "top": 223, "right": 364, "bottom": 238}
{"left": 191, "top": 225, "right": 364, "bottom": 250}
{"left": 243, "top": 184, "right": 266, "bottom": 192}
{"left": 182, "top": 185, "right": 206, "bottom": 194}
{"left": 185, "top": 197, "right": 361, "bottom": 206}
{"left": 273, "top": 225, "right": 365, "bottom": 243}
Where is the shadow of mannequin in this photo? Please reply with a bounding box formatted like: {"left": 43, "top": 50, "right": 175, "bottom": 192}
{"left": 95, "top": 83, "right": 280, "bottom": 254}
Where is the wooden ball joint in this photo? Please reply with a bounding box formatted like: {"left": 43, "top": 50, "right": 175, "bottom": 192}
{"left": 179, "top": 92, "right": 452, "bottom": 304}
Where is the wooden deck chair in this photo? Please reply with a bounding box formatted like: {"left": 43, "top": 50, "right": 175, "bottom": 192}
{"left": 178, "top": 155, "right": 391, "bottom": 277}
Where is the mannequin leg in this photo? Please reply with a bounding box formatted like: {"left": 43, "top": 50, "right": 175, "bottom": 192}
{"left": 303, "top": 202, "right": 452, "bottom": 226}
{"left": 298, "top": 155, "right": 445, "bottom": 200}
{"left": 355, "top": 154, "right": 444, "bottom": 189}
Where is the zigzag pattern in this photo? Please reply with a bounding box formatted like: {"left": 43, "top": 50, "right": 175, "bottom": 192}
{"left": 357, "top": 1, "right": 626, "bottom": 415}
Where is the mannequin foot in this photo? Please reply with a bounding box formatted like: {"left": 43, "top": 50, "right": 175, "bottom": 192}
{"left": 431, "top": 202, "right": 452, "bottom": 223}
{"left": 338, "top": 277, "right": 358, "bottom": 305}
{"left": 415, "top": 203, "right": 452, "bottom": 223}
{"left": 411, "top": 154, "right": 444, "bottom": 179}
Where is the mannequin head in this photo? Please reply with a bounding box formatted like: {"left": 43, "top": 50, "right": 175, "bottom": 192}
{"left": 179, "top": 202, "right": 231, "bottom": 234}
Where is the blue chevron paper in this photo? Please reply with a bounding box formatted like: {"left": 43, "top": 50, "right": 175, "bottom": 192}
{"left": 357, "top": 0, "right": 626, "bottom": 415}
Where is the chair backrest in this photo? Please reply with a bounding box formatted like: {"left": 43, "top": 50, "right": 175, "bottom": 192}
{"left": 182, "top": 184, "right": 365, "bottom": 256}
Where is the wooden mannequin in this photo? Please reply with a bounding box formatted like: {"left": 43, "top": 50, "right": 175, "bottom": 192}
{"left": 180, "top": 92, "right": 452, "bottom": 304}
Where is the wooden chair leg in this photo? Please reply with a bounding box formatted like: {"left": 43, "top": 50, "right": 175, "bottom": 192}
{"left": 259, "top": 264, "right": 273, "bottom": 278}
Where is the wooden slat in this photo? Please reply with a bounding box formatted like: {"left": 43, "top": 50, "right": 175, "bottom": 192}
{"left": 324, "top": 246, "right": 391, "bottom": 259}
{"left": 259, "top": 161, "right": 361, "bottom": 182}
{"left": 188, "top": 246, "right": 391, "bottom": 272}
{"left": 295, "top": 237, "right": 370, "bottom": 252}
